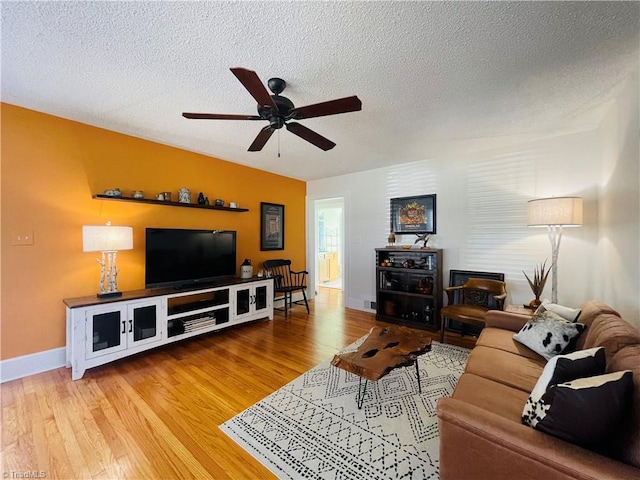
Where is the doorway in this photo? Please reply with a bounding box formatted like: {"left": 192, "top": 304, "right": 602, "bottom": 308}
{"left": 314, "top": 197, "right": 344, "bottom": 291}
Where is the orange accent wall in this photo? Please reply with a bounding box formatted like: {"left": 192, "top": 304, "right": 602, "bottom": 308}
{"left": 0, "top": 103, "right": 306, "bottom": 360}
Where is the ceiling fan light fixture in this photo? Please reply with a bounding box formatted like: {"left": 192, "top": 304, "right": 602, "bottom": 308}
{"left": 269, "top": 116, "right": 285, "bottom": 129}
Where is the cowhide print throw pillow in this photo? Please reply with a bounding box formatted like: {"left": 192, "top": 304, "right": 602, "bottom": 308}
{"left": 526, "top": 370, "right": 633, "bottom": 446}
{"left": 513, "top": 309, "right": 586, "bottom": 360}
{"left": 522, "top": 347, "right": 605, "bottom": 427}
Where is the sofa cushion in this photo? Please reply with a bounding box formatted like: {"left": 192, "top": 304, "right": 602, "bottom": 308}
{"left": 452, "top": 373, "right": 530, "bottom": 423}
{"left": 476, "top": 327, "right": 544, "bottom": 361}
{"left": 523, "top": 347, "right": 606, "bottom": 427}
{"left": 574, "top": 300, "right": 620, "bottom": 350}
{"left": 465, "top": 345, "right": 545, "bottom": 392}
{"left": 513, "top": 310, "right": 586, "bottom": 360}
{"left": 527, "top": 371, "right": 633, "bottom": 447}
{"left": 581, "top": 314, "right": 640, "bottom": 363}
{"left": 604, "top": 344, "right": 640, "bottom": 468}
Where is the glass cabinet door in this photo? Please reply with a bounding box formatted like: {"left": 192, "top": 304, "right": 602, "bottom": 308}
{"left": 85, "top": 306, "right": 127, "bottom": 359}
{"left": 129, "top": 302, "right": 161, "bottom": 347}
{"left": 254, "top": 285, "right": 268, "bottom": 312}
{"left": 236, "top": 288, "right": 251, "bottom": 316}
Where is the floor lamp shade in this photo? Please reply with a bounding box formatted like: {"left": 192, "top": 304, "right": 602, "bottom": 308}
{"left": 527, "top": 197, "right": 583, "bottom": 227}
{"left": 527, "top": 197, "right": 583, "bottom": 304}
{"left": 82, "top": 224, "right": 133, "bottom": 298}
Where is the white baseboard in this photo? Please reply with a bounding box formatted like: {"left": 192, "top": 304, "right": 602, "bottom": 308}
{"left": 0, "top": 347, "right": 66, "bottom": 383}
{"left": 346, "top": 297, "right": 376, "bottom": 313}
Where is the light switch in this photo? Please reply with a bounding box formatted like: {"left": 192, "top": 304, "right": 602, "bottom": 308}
{"left": 12, "top": 231, "right": 34, "bottom": 246}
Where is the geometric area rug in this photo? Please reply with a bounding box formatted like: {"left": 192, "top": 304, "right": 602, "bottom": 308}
{"left": 220, "top": 339, "right": 470, "bottom": 479}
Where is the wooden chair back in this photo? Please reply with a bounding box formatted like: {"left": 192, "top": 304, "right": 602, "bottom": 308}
{"left": 450, "top": 278, "right": 507, "bottom": 310}
{"left": 263, "top": 259, "right": 306, "bottom": 289}
{"left": 262, "top": 259, "right": 310, "bottom": 315}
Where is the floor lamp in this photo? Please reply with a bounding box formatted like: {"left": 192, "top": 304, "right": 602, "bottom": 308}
{"left": 527, "top": 197, "right": 583, "bottom": 304}
{"left": 83, "top": 222, "right": 133, "bottom": 298}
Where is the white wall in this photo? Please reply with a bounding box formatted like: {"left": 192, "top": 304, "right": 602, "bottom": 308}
{"left": 307, "top": 71, "right": 640, "bottom": 328}
{"left": 596, "top": 69, "right": 640, "bottom": 324}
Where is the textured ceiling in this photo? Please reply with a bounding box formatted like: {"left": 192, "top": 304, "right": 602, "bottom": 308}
{"left": 2, "top": 1, "right": 638, "bottom": 181}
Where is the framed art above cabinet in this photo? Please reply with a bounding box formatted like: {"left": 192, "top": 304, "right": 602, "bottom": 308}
{"left": 390, "top": 194, "right": 436, "bottom": 235}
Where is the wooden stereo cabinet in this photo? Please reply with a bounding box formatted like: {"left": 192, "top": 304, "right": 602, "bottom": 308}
{"left": 375, "top": 248, "right": 443, "bottom": 332}
{"left": 64, "top": 277, "right": 273, "bottom": 380}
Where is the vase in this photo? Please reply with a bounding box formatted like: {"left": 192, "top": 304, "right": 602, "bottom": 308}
{"left": 528, "top": 297, "right": 541, "bottom": 309}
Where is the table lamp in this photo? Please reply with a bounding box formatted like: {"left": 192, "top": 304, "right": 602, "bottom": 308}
{"left": 527, "top": 197, "right": 583, "bottom": 303}
{"left": 82, "top": 222, "right": 133, "bottom": 298}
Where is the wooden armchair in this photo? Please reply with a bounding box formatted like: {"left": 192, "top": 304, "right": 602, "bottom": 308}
{"left": 263, "top": 259, "right": 310, "bottom": 316}
{"left": 440, "top": 278, "right": 507, "bottom": 343}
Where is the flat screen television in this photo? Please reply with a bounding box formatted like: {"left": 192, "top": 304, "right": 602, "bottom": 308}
{"left": 145, "top": 228, "right": 237, "bottom": 288}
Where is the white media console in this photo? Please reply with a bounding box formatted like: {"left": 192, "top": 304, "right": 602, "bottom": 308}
{"left": 64, "top": 277, "right": 273, "bottom": 380}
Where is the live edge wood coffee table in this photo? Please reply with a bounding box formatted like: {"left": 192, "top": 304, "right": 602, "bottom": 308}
{"left": 331, "top": 325, "right": 432, "bottom": 409}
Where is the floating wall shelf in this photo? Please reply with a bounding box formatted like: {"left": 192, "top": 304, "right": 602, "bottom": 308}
{"left": 92, "top": 194, "right": 249, "bottom": 212}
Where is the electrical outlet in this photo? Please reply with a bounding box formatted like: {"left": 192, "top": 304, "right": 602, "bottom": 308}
{"left": 12, "top": 231, "right": 34, "bottom": 246}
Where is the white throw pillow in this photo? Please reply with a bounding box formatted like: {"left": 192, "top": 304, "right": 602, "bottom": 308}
{"left": 536, "top": 299, "right": 581, "bottom": 322}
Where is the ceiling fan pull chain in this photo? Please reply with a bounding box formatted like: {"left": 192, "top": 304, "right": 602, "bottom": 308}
{"left": 278, "top": 130, "right": 281, "bottom": 158}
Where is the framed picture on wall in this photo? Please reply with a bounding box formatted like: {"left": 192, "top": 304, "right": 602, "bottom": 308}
{"left": 260, "top": 202, "right": 285, "bottom": 250}
{"left": 390, "top": 194, "right": 436, "bottom": 235}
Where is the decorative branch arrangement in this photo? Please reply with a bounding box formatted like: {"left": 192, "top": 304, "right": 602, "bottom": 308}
{"left": 523, "top": 260, "right": 552, "bottom": 309}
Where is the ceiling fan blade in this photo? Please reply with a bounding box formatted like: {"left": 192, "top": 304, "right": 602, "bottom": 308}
{"left": 248, "top": 126, "right": 275, "bottom": 151}
{"left": 288, "top": 96, "right": 362, "bottom": 120}
{"left": 230, "top": 67, "right": 278, "bottom": 111}
{"left": 286, "top": 122, "right": 336, "bottom": 151}
{"left": 182, "top": 112, "right": 262, "bottom": 120}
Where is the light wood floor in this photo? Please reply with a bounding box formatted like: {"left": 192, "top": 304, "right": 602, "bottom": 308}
{"left": 2, "top": 288, "right": 418, "bottom": 479}
{"left": 1, "top": 289, "right": 475, "bottom": 479}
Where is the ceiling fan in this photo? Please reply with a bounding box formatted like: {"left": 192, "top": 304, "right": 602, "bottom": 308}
{"left": 182, "top": 67, "right": 362, "bottom": 152}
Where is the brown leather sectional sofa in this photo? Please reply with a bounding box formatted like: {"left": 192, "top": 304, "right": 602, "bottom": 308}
{"left": 437, "top": 300, "right": 640, "bottom": 480}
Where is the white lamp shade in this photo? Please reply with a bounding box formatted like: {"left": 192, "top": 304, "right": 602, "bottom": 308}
{"left": 527, "top": 197, "right": 583, "bottom": 227}
{"left": 82, "top": 225, "right": 133, "bottom": 252}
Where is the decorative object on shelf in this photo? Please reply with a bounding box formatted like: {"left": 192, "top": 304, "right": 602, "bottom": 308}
{"left": 162, "top": 191, "right": 172, "bottom": 201}
{"left": 156, "top": 193, "right": 165, "bottom": 201}
{"left": 197, "top": 192, "right": 206, "bottom": 205}
{"left": 417, "top": 277, "right": 433, "bottom": 295}
{"left": 82, "top": 222, "right": 133, "bottom": 298}
{"left": 240, "top": 258, "right": 253, "bottom": 279}
{"left": 132, "top": 190, "right": 144, "bottom": 199}
{"left": 527, "top": 196, "right": 583, "bottom": 303}
{"left": 230, "top": 202, "right": 237, "bottom": 208}
{"left": 387, "top": 231, "right": 396, "bottom": 246}
{"left": 260, "top": 202, "right": 285, "bottom": 250}
{"left": 402, "top": 259, "right": 415, "bottom": 268}
{"left": 523, "top": 260, "right": 552, "bottom": 309}
{"left": 215, "top": 198, "right": 224, "bottom": 207}
{"left": 390, "top": 194, "right": 437, "bottom": 235}
{"left": 104, "top": 188, "right": 122, "bottom": 197}
{"left": 415, "top": 232, "right": 430, "bottom": 248}
{"left": 178, "top": 187, "right": 191, "bottom": 203}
